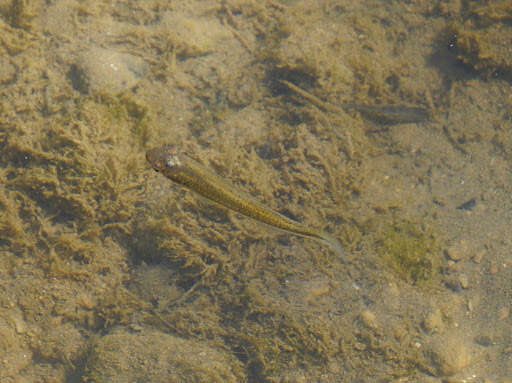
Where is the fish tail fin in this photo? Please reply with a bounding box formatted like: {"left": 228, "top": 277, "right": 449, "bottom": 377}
{"left": 320, "top": 233, "right": 347, "bottom": 263}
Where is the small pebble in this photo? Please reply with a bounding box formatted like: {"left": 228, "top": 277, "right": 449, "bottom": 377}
{"left": 444, "top": 276, "right": 462, "bottom": 292}
{"left": 498, "top": 307, "right": 509, "bottom": 320}
{"left": 445, "top": 241, "right": 467, "bottom": 262}
{"left": 458, "top": 274, "right": 469, "bottom": 289}
{"left": 304, "top": 279, "right": 330, "bottom": 304}
{"left": 423, "top": 308, "right": 444, "bottom": 334}
{"left": 393, "top": 326, "right": 407, "bottom": 341}
{"left": 360, "top": 310, "right": 379, "bottom": 330}
{"left": 474, "top": 334, "right": 493, "bottom": 347}
{"left": 6, "top": 311, "right": 27, "bottom": 334}
{"left": 473, "top": 251, "right": 485, "bottom": 264}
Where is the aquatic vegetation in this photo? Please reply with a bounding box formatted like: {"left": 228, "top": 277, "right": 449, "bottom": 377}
{"left": 375, "top": 220, "right": 441, "bottom": 286}
{"left": 0, "top": 88, "right": 152, "bottom": 328}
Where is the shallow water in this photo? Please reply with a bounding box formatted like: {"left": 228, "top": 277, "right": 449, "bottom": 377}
{"left": 0, "top": 1, "right": 511, "bottom": 382}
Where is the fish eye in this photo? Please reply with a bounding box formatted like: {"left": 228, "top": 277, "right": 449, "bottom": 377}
{"left": 154, "top": 160, "right": 166, "bottom": 170}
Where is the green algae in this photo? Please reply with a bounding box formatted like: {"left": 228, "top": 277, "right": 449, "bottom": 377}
{"left": 0, "top": 86, "right": 153, "bottom": 331}
{"left": 374, "top": 219, "right": 441, "bottom": 286}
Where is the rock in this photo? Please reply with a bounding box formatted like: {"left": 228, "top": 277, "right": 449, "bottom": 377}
{"left": 85, "top": 327, "right": 245, "bottom": 383}
{"left": 33, "top": 323, "right": 85, "bottom": 364}
{"left": 159, "top": 12, "right": 231, "bottom": 58}
{"left": 474, "top": 334, "right": 493, "bottom": 347}
{"left": 445, "top": 242, "right": 467, "bottom": 262}
{"left": 70, "top": 48, "right": 148, "bottom": 94}
{"left": 424, "top": 332, "right": 474, "bottom": 376}
{"left": 458, "top": 274, "right": 469, "bottom": 289}
{"left": 360, "top": 310, "right": 379, "bottom": 330}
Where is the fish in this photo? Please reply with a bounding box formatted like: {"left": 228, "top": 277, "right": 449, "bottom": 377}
{"left": 342, "top": 103, "right": 430, "bottom": 125}
{"left": 279, "top": 80, "right": 429, "bottom": 125}
{"left": 146, "top": 145, "right": 345, "bottom": 260}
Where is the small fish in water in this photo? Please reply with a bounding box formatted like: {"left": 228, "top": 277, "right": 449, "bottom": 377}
{"left": 279, "top": 80, "right": 429, "bottom": 125}
{"left": 342, "top": 103, "right": 430, "bottom": 125}
{"left": 146, "top": 145, "right": 345, "bottom": 260}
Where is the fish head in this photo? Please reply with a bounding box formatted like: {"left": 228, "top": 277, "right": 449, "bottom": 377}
{"left": 146, "top": 145, "right": 181, "bottom": 172}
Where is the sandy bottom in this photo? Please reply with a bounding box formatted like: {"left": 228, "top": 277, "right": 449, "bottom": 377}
{"left": 0, "top": 0, "right": 510, "bottom": 382}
